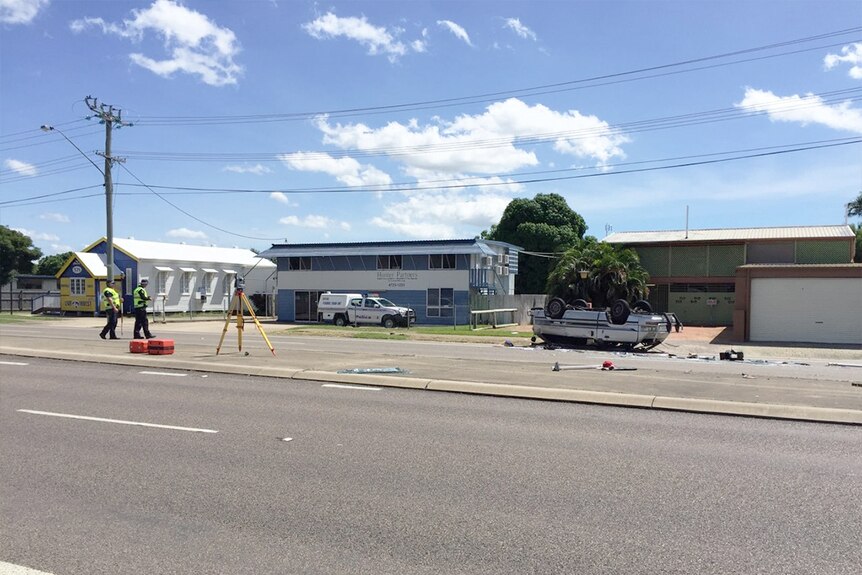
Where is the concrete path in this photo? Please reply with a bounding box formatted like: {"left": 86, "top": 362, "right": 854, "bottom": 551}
{"left": 1, "top": 317, "right": 860, "bottom": 425}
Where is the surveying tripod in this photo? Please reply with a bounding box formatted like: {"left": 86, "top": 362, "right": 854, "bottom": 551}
{"left": 216, "top": 284, "right": 276, "bottom": 356}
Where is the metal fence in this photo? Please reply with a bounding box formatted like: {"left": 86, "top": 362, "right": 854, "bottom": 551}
{"left": 0, "top": 291, "right": 61, "bottom": 313}
{"left": 470, "top": 293, "right": 548, "bottom": 325}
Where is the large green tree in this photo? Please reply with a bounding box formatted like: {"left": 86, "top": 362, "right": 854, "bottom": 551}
{"left": 483, "top": 193, "right": 587, "bottom": 293}
{"left": 546, "top": 237, "right": 649, "bottom": 309}
{"left": 847, "top": 191, "right": 862, "bottom": 218}
{"left": 35, "top": 251, "right": 74, "bottom": 276}
{"left": 0, "top": 226, "right": 42, "bottom": 286}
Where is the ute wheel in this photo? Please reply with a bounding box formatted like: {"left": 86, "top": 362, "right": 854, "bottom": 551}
{"left": 334, "top": 315, "right": 347, "bottom": 327}
{"left": 633, "top": 299, "right": 652, "bottom": 313}
{"left": 572, "top": 298, "right": 588, "bottom": 310}
{"left": 546, "top": 297, "right": 567, "bottom": 319}
{"left": 610, "top": 299, "right": 631, "bottom": 325}
{"left": 382, "top": 316, "right": 396, "bottom": 329}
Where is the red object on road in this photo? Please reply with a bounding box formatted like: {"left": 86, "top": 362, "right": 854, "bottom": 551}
{"left": 147, "top": 338, "right": 175, "bottom": 355}
{"left": 602, "top": 360, "right": 615, "bottom": 370}
{"left": 129, "top": 340, "right": 149, "bottom": 354}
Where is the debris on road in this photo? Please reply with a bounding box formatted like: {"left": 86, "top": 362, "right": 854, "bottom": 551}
{"left": 719, "top": 350, "right": 744, "bottom": 361}
{"left": 552, "top": 360, "right": 638, "bottom": 372}
{"left": 336, "top": 367, "right": 408, "bottom": 374}
{"left": 827, "top": 362, "right": 862, "bottom": 368}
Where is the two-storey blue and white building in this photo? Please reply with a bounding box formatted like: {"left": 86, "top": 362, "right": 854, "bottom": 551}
{"left": 257, "top": 239, "right": 521, "bottom": 325}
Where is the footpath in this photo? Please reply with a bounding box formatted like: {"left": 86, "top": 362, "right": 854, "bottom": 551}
{"left": 1, "top": 318, "right": 860, "bottom": 425}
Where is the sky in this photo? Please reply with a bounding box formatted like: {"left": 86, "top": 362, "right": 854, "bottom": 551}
{"left": 1, "top": 0, "right": 861, "bottom": 257}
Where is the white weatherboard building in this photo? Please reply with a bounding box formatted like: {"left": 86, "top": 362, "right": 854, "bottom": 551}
{"left": 56, "top": 237, "right": 276, "bottom": 314}
{"left": 257, "top": 239, "right": 520, "bottom": 325}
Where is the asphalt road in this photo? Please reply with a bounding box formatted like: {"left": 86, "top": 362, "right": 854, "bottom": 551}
{"left": 2, "top": 358, "right": 860, "bottom": 575}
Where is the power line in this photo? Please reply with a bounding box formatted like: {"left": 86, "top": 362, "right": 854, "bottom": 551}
{"left": 127, "top": 28, "right": 861, "bottom": 126}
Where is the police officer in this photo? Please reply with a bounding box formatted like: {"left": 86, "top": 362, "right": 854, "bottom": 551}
{"left": 133, "top": 278, "right": 155, "bottom": 339}
{"left": 99, "top": 280, "right": 121, "bottom": 340}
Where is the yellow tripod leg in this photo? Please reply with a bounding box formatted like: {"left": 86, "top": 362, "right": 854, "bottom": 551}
{"left": 241, "top": 291, "right": 276, "bottom": 356}
{"left": 216, "top": 293, "right": 239, "bottom": 355}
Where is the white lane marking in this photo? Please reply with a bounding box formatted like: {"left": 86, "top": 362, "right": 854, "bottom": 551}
{"left": 281, "top": 437, "right": 293, "bottom": 442}
{"left": 139, "top": 371, "right": 187, "bottom": 377}
{"left": 0, "top": 361, "right": 29, "bottom": 366}
{"left": 16, "top": 409, "right": 218, "bottom": 434}
{"left": 0, "top": 561, "right": 56, "bottom": 574}
{"left": 322, "top": 383, "right": 381, "bottom": 391}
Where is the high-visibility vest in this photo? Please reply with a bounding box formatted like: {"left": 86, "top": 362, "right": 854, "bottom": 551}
{"left": 102, "top": 287, "right": 120, "bottom": 311}
{"left": 133, "top": 286, "right": 150, "bottom": 308}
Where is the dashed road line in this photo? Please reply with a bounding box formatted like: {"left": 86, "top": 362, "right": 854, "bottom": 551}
{"left": 16, "top": 409, "right": 218, "bottom": 434}
{"left": 0, "top": 560, "right": 56, "bottom": 574}
{"left": 322, "top": 383, "right": 382, "bottom": 391}
{"left": 0, "top": 360, "right": 29, "bottom": 366}
{"left": 139, "top": 371, "right": 187, "bottom": 377}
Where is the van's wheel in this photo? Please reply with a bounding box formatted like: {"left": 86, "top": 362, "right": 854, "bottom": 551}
{"left": 610, "top": 299, "right": 631, "bottom": 325}
{"left": 382, "top": 316, "right": 396, "bottom": 329}
{"left": 334, "top": 315, "right": 346, "bottom": 327}
{"left": 572, "top": 298, "right": 588, "bottom": 310}
{"left": 633, "top": 299, "right": 652, "bottom": 313}
{"left": 546, "top": 297, "right": 567, "bottom": 319}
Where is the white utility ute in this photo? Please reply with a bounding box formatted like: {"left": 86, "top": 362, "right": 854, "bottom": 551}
{"left": 317, "top": 292, "right": 415, "bottom": 328}
{"left": 531, "top": 297, "right": 681, "bottom": 350}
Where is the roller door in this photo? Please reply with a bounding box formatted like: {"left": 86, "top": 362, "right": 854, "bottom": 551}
{"left": 749, "top": 278, "right": 862, "bottom": 344}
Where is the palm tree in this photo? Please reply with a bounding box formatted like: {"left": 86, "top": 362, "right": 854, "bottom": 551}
{"left": 546, "top": 238, "right": 649, "bottom": 308}
{"left": 847, "top": 192, "right": 862, "bottom": 218}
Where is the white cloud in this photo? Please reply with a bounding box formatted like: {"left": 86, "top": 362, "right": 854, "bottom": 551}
{"left": 39, "top": 212, "right": 70, "bottom": 223}
{"left": 371, "top": 191, "right": 513, "bottom": 239}
{"left": 166, "top": 227, "right": 207, "bottom": 239}
{"left": 270, "top": 192, "right": 298, "bottom": 206}
{"left": 12, "top": 227, "right": 59, "bottom": 241}
{"left": 0, "top": 0, "right": 49, "bottom": 24}
{"left": 222, "top": 163, "right": 271, "bottom": 175}
{"left": 315, "top": 97, "right": 628, "bottom": 176}
{"left": 437, "top": 20, "right": 472, "bottom": 46}
{"left": 736, "top": 87, "right": 862, "bottom": 134}
{"left": 303, "top": 11, "right": 424, "bottom": 62}
{"left": 278, "top": 151, "right": 393, "bottom": 188}
{"left": 70, "top": 0, "right": 242, "bottom": 86}
{"left": 4, "top": 158, "right": 37, "bottom": 176}
{"left": 50, "top": 243, "right": 73, "bottom": 253}
{"left": 279, "top": 214, "right": 350, "bottom": 231}
{"left": 504, "top": 18, "right": 536, "bottom": 41}
{"left": 824, "top": 43, "right": 862, "bottom": 80}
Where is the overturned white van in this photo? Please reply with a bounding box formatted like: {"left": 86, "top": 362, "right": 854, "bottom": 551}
{"left": 317, "top": 292, "right": 415, "bottom": 328}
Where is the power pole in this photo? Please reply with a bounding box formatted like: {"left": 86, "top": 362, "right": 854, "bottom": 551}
{"left": 84, "top": 96, "right": 131, "bottom": 284}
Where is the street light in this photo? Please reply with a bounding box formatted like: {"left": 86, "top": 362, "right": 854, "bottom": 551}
{"left": 41, "top": 124, "right": 114, "bottom": 282}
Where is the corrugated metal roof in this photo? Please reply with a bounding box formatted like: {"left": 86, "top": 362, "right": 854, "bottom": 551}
{"left": 74, "top": 252, "right": 123, "bottom": 278}
{"left": 258, "top": 238, "right": 521, "bottom": 259}
{"left": 108, "top": 238, "right": 275, "bottom": 267}
{"left": 604, "top": 225, "right": 854, "bottom": 244}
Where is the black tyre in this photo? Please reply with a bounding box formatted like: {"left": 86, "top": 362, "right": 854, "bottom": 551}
{"left": 632, "top": 299, "right": 652, "bottom": 313}
{"left": 610, "top": 299, "right": 631, "bottom": 325}
{"left": 382, "top": 316, "right": 396, "bottom": 329}
{"left": 334, "top": 315, "right": 346, "bottom": 327}
{"left": 546, "top": 297, "right": 567, "bottom": 319}
{"left": 572, "top": 298, "right": 588, "bottom": 310}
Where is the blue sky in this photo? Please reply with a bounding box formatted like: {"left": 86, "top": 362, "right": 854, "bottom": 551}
{"left": 1, "top": 0, "right": 861, "bottom": 256}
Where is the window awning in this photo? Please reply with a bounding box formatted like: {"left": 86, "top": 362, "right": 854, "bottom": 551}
{"left": 223, "top": 269, "right": 237, "bottom": 274}
{"left": 201, "top": 268, "right": 218, "bottom": 273}
{"left": 179, "top": 267, "right": 197, "bottom": 272}
{"left": 154, "top": 266, "right": 173, "bottom": 271}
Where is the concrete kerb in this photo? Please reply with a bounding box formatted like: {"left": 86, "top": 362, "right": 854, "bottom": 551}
{"left": 2, "top": 345, "right": 860, "bottom": 425}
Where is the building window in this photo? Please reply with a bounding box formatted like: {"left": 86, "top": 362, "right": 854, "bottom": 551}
{"left": 203, "top": 272, "right": 215, "bottom": 295}
{"left": 157, "top": 271, "right": 168, "bottom": 295}
{"left": 70, "top": 278, "right": 86, "bottom": 295}
{"left": 429, "top": 254, "right": 456, "bottom": 270}
{"left": 427, "top": 288, "right": 454, "bottom": 317}
{"left": 377, "top": 255, "right": 402, "bottom": 270}
{"left": 288, "top": 257, "right": 311, "bottom": 271}
{"left": 181, "top": 272, "right": 192, "bottom": 295}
